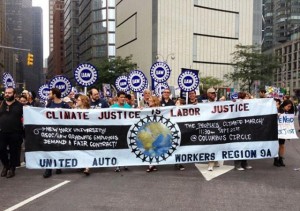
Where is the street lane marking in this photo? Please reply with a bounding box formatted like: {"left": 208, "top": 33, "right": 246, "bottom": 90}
{"left": 4, "top": 180, "right": 70, "bottom": 211}
{"left": 195, "top": 164, "right": 234, "bottom": 181}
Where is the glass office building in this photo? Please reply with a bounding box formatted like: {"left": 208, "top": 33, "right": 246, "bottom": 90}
{"left": 78, "top": 0, "right": 116, "bottom": 64}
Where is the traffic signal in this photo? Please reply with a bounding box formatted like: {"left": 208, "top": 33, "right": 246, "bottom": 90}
{"left": 27, "top": 53, "right": 34, "bottom": 66}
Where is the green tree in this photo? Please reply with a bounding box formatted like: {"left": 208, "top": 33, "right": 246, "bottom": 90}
{"left": 200, "top": 76, "right": 223, "bottom": 92}
{"left": 94, "top": 55, "right": 137, "bottom": 86}
{"left": 225, "top": 44, "right": 281, "bottom": 93}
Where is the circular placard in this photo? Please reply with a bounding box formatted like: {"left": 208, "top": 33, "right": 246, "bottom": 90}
{"left": 150, "top": 62, "right": 171, "bottom": 83}
{"left": 115, "top": 75, "right": 129, "bottom": 92}
{"left": 154, "top": 82, "right": 169, "bottom": 96}
{"left": 127, "top": 70, "right": 148, "bottom": 92}
{"left": 49, "top": 75, "right": 72, "bottom": 98}
{"left": 74, "top": 63, "right": 98, "bottom": 87}
{"left": 177, "top": 71, "right": 199, "bottom": 92}
{"left": 3, "top": 73, "right": 16, "bottom": 88}
{"left": 38, "top": 84, "right": 50, "bottom": 100}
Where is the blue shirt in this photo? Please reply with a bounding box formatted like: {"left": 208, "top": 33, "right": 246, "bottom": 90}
{"left": 110, "top": 103, "right": 131, "bottom": 108}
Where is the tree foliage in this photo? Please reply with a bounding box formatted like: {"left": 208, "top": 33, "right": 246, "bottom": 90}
{"left": 200, "top": 76, "right": 223, "bottom": 92}
{"left": 225, "top": 44, "right": 281, "bottom": 92}
{"left": 94, "top": 55, "right": 137, "bottom": 87}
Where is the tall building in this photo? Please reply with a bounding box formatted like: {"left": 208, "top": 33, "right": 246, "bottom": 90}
{"left": 263, "top": 0, "right": 300, "bottom": 51}
{"left": 0, "top": 0, "right": 5, "bottom": 76}
{"left": 0, "top": 0, "right": 15, "bottom": 83}
{"left": 274, "top": 36, "right": 300, "bottom": 96}
{"left": 49, "top": 0, "right": 56, "bottom": 53}
{"left": 29, "top": 7, "right": 43, "bottom": 91}
{"left": 64, "top": 0, "right": 79, "bottom": 82}
{"left": 5, "top": 0, "right": 33, "bottom": 88}
{"left": 47, "top": 0, "right": 64, "bottom": 78}
{"left": 78, "top": 0, "right": 116, "bottom": 64}
{"left": 116, "top": 0, "right": 262, "bottom": 88}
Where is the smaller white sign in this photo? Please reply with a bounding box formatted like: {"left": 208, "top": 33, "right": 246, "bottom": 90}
{"left": 278, "top": 114, "right": 298, "bottom": 139}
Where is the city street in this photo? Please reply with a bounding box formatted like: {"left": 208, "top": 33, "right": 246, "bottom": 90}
{"left": 1, "top": 125, "right": 300, "bottom": 211}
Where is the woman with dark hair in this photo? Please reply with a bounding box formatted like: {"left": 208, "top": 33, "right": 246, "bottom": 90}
{"left": 76, "top": 94, "right": 91, "bottom": 175}
{"left": 275, "top": 99, "right": 294, "bottom": 167}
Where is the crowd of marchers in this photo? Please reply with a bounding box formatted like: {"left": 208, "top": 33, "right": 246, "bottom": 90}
{"left": 0, "top": 86, "right": 296, "bottom": 179}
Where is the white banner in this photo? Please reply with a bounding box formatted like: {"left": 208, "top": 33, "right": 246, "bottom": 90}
{"left": 24, "top": 98, "right": 279, "bottom": 169}
{"left": 278, "top": 114, "right": 298, "bottom": 139}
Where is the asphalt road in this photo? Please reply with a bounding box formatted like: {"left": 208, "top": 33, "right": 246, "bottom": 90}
{"left": 1, "top": 125, "right": 300, "bottom": 211}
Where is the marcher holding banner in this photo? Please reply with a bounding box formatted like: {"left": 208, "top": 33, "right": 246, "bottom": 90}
{"left": 89, "top": 87, "right": 109, "bottom": 109}
{"left": 43, "top": 88, "right": 70, "bottom": 178}
{"left": 76, "top": 94, "right": 92, "bottom": 175}
{"left": 160, "top": 88, "right": 175, "bottom": 107}
{"left": 111, "top": 91, "right": 131, "bottom": 172}
{"left": 206, "top": 87, "right": 221, "bottom": 171}
{"left": 0, "top": 87, "right": 23, "bottom": 178}
{"left": 187, "top": 90, "right": 199, "bottom": 105}
{"left": 276, "top": 99, "right": 294, "bottom": 167}
{"left": 233, "top": 92, "right": 253, "bottom": 171}
{"left": 161, "top": 88, "right": 185, "bottom": 171}
{"left": 146, "top": 95, "right": 161, "bottom": 172}
{"left": 139, "top": 89, "right": 151, "bottom": 108}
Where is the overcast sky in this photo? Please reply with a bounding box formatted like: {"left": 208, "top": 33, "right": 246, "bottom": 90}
{"left": 32, "top": 0, "right": 49, "bottom": 61}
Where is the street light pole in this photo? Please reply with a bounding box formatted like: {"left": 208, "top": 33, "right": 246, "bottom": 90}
{"left": 155, "top": 53, "right": 175, "bottom": 63}
{"left": 0, "top": 45, "right": 31, "bottom": 52}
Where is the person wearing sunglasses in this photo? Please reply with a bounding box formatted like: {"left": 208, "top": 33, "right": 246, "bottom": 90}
{"left": 161, "top": 88, "right": 185, "bottom": 171}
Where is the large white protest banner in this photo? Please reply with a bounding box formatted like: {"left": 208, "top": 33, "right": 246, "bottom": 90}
{"left": 24, "top": 98, "right": 279, "bottom": 169}
{"left": 278, "top": 114, "right": 298, "bottom": 139}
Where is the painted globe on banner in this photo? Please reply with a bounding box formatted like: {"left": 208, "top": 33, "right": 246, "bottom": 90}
{"left": 136, "top": 122, "right": 172, "bottom": 157}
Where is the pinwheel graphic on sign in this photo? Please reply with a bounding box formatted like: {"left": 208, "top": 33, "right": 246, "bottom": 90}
{"left": 2, "top": 73, "right": 16, "bottom": 88}
{"left": 74, "top": 63, "right": 98, "bottom": 94}
{"left": 49, "top": 75, "right": 72, "bottom": 98}
{"left": 127, "top": 70, "right": 148, "bottom": 92}
{"left": 74, "top": 63, "right": 98, "bottom": 87}
{"left": 154, "top": 82, "right": 169, "bottom": 96}
{"left": 178, "top": 70, "right": 199, "bottom": 104}
{"left": 115, "top": 75, "right": 129, "bottom": 92}
{"left": 150, "top": 62, "right": 171, "bottom": 83}
{"left": 38, "top": 84, "right": 50, "bottom": 100}
{"left": 177, "top": 70, "right": 199, "bottom": 92}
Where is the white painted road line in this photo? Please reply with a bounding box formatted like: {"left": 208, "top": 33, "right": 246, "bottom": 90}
{"left": 195, "top": 164, "right": 235, "bottom": 181}
{"left": 4, "top": 180, "right": 70, "bottom": 211}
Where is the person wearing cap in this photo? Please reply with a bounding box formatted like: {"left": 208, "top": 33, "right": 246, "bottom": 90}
{"left": 205, "top": 87, "right": 221, "bottom": 171}
{"left": 21, "top": 90, "right": 30, "bottom": 104}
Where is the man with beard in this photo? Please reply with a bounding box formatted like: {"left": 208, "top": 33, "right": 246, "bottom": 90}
{"left": 43, "top": 88, "right": 70, "bottom": 178}
{"left": 0, "top": 87, "right": 23, "bottom": 178}
{"left": 88, "top": 88, "right": 109, "bottom": 109}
